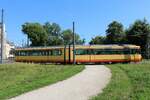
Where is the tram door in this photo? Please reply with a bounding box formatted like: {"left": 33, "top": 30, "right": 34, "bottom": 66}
{"left": 64, "top": 45, "right": 70, "bottom": 64}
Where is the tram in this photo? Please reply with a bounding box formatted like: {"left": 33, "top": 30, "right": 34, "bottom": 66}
{"left": 15, "top": 45, "right": 142, "bottom": 63}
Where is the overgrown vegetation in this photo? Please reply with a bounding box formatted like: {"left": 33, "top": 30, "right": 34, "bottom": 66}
{"left": 0, "top": 63, "right": 84, "bottom": 99}
{"left": 92, "top": 61, "right": 150, "bottom": 100}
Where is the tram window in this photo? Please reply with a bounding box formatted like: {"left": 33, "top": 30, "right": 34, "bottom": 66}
{"left": 38, "top": 50, "right": 46, "bottom": 56}
{"left": 41, "top": 51, "right": 46, "bottom": 56}
{"left": 52, "top": 49, "right": 62, "bottom": 56}
{"left": 92, "top": 49, "right": 125, "bottom": 55}
{"left": 106, "top": 49, "right": 114, "bottom": 54}
{"left": 16, "top": 50, "right": 62, "bottom": 56}
{"left": 45, "top": 51, "right": 49, "bottom": 56}
{"left": 15, "top": 51, "right": 19, "bottom": 56}
{"left": 137, "top": 49, "right": 141, "bottom": 54}
{"left": 48, "top": 50, "right": 52, "bottom": 56}
{"left": 25, "top": 51, "right": 29, "bottom": 56}
{"left": 17, "top": 51, "right": 20, "bottom": 56}
{"left": 131, "top": 49, "right": 135, "bottom": 54}
{"left": 44, "top": 51, "right": 47, "bottom": 55}
{"left": 19, "top": 51, "right": 27, "bottom": 56}
{"left": 22, "top": 51, "right": 26, "bottom": 56}
{"left": 24, "top": 50, "right": 50, "bottom": 56}
{"left": 94, "top": 49, "right": 105, "bottom": 54}
{"left": 91, "top": 49, "right": 103, "bottom": 55}
{"left": 124, "top": 50, "right": 130, "bottom": 54}
{"left": 75, "top": 49, "right": 89, "bottom": 55}
{"left": 114, "top": 50, "right": 124, "bottom": 54}
{"left": 90, "top": 49, "right": 94, "bottom": 54}
{"left": 91, "top": 49, "right": 104, "bottom": 55}
{"left": 44, "top": 51, "right": 48, "bottom": 56}
{"left": 26, "top": 51, "right": 30, "bottom": 56}
{"left": 136, "top": 49, "right": 140, "bottom": 54}
{"left": 92, "top": 49, "right": 110, "bottom": 55}
{"left": 30, "top": 51, "right": 39, "bottom": 56}
{"left": 131, "top": 49, "right": 140, "bottom": 54}
{"left": 108, "top": 50, "right": 115, "bottom": 54}
{"left": 28, "top": 50, "right": 38, "bottom": 56}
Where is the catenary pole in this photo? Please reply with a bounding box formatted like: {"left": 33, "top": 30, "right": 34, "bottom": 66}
{"left": 1, "top": 9, "right": 4, "bottom": 63}
{"left": 73, "top": 22, "right": 76, "bottom": 64}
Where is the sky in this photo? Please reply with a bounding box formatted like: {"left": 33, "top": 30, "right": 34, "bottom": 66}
{"left": 0, "top": 0, "right": 150, "bottom": 46}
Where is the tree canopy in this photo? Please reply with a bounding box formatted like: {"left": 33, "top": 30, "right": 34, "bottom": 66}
{"left": 88, "top": 19, "right": 150, "bottom": 58}
{"left": 62, "top": 29, "right": 85, "bottom": 45}
{"left": 106, "top": 21, "right": 125, "bottom": 44}
{"left": 43, "top": 22, "right": 63, "bottom": 46}
{"left": 22, "top": 23, "right": 48, "bottom": 46}
{"left": 126, "top": 19, "right": 150, "bottom": 57}
{"left": 22, "top": 22, "right": 84, "bottom": 46}
{"left": 126, "top": 19, "right": 150, "bottom": 46}
{"left": 89, "top": 36, "right": 106, "bottom": 45}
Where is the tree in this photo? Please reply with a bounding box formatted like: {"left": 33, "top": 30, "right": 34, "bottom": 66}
{"left": 43, "top": 22, "right": 63, "bottom": 46}
{"left": 61, "top": 29, "right": 85, "bottom": 45}
{"left": 126, "top": 19, "right": 150, "bottom": 45}
{"left": 22, "top": 22, "right": 85, "bottom": 47}
{"left": 61, "top": 29, "right": 72, "bottom": 45}
{"left": 22, "top": 23, "right": 48, "bottom": 46}
{"left": 106, "top": 21, "right": 125, "bottom": 44}
{"left": 89, "top": 36, "right": 106, "bottom": 45}
{"left": 126, "top": 19, "right": 150, "bottom": 58}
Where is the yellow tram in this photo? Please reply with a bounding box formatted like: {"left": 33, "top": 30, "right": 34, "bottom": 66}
{"left": 15, "top": 45, "right": 142, "bottom": 63}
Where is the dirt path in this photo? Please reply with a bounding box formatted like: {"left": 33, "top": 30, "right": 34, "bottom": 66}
{"left": 10, "top": 65, "right": 111, "bottom": 100}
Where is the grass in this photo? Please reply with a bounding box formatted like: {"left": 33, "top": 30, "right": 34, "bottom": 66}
{"left": 92, "top": 60, "right": 150, "bottom": 100}
{"left": 0, "top": 63, "right": 84, "bottom": 99}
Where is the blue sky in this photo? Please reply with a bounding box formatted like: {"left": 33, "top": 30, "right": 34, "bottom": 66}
{"left": 0, "top": 0, "right": 150, "bottom": 46}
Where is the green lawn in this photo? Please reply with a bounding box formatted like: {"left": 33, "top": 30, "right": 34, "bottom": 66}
{"left": 92, "top": 60, "right": 150, "bottom": 100}
{"left": 0, "top": 63, "right": 84, "bottom": 99}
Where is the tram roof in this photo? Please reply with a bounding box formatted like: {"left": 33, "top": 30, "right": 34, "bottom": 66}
{"left": 15, "top": 44, "right": 140, "bottom": 51}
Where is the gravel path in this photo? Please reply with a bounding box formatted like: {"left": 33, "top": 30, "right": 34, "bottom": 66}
{"left": 10, "top": 65, "right": 111, "bottom": 100}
